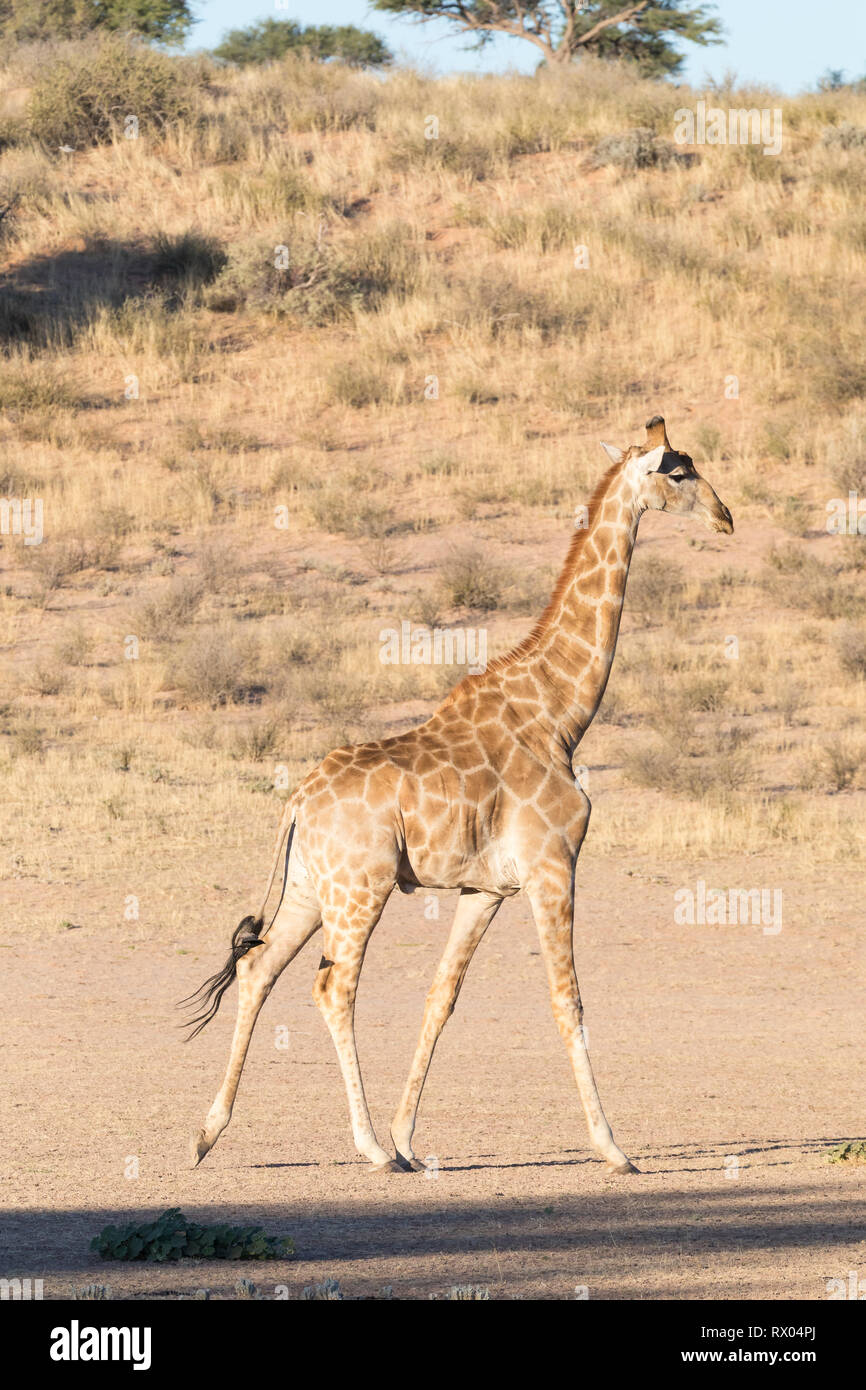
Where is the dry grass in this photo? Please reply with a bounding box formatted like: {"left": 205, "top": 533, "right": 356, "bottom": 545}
{"left": 2, "top": 40, "right": 866, "bottom": 901}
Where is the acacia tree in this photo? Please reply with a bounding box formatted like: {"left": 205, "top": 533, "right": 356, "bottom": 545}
{"left": 0, "top": 0, "right": 195, "bottom": 45}
{"left": 214, "top": 18, "right": 392, "bottom": 69}
{"left": 371, "top": 0, "right": 722, "bottom": 76}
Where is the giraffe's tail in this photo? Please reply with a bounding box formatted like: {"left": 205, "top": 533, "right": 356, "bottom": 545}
{"left": 180, "top": 796, "right": 298, "bottom": 1039}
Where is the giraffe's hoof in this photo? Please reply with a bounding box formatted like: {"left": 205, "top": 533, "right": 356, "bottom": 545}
{"left": 606, "top": 1158, "right": 640, "bottom": 1175}
{"left": 394, "top": 1151, "right": 427, "bottom": 1173}
{"left": 369, "top": 1158, "right": 405, "bottom": 1176}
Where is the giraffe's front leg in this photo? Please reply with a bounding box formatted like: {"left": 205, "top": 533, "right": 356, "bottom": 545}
{"left": 390, "top": 888, "right": 503, "bottom": 1169}
{"left": 525, "top": 857, "right": 638, "bottom": 1176}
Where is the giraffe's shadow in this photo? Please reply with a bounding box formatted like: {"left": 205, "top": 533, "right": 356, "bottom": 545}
{"left": 248, "top": 1134, "right": 854, "bottom": 1176}
{"left": 440, "top": 1134, "right": 854, "bottom": 1175}
{"left": 4, "top": 1157, "right": 862, "bottom": 1302}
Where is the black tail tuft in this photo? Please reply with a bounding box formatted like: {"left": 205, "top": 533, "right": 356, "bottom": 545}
{"left": 180, "top": 915, "right": 264, "bottom": 1040}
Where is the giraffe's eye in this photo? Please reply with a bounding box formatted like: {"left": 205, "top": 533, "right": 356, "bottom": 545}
{"left": 670, "top": 471, "right": 688, "bottom": 482}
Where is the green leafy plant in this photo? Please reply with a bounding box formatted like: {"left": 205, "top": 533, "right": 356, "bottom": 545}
{"left": 827, "top": 1141, "right": 866, "bottom": 1164}
{"left": 90, "top": 1208, "right": 294, "bottom": 1262}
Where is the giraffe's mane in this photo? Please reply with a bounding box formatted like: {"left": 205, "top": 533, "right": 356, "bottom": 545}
{"left": 438, "top": 456, "right": 625, "bottom": 707}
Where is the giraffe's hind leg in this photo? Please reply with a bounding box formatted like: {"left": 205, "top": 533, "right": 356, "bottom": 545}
{"left": 313, "top": 887, "right": 398, "bottom": 1171}
{"left": 190, "top": 880, "right": 322, "bottom": 1166}
{"left": 390, "top": 888, "right": 503, "bottom": 1169}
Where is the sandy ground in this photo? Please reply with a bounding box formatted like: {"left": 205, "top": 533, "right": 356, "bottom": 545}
{"left": 1, "top": 846, "right": 864, "bottom": 1301}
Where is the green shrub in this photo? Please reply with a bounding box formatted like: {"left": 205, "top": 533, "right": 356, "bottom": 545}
{"left": 27, "top": 36, "right": 195, "bottom": 147}
{"left": 91, "top": 1208, "right": 293, "bottom": 1262}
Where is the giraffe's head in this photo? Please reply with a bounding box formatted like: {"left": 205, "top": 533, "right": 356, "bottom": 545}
{"left": 601, "top": 416, "right": 734, "bottom": 535}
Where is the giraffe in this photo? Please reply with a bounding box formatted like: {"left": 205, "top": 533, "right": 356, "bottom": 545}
{"left": 185, "top": 415, "right": 733, "bottom": 1176}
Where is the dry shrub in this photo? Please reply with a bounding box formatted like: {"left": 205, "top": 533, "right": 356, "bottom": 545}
{"left": 837, "top": 624, "right": 866, "bottom": 679}
{"left": 195, "top": 541, "right": 243, "bottom": 595}
{"left": 212, "top": 163, "right": 322, "bottom": 222}
{"left": 55, "top": 626, "right": 93, "bottom": 667}
{"left": 170, "top": 626, "right": 260, "bottom": 707}
{"left": 439, "top": 549, "right": 501, "bottom": 611}
{"left": 821, "top": 122, "right": 866, "bottom": 149}
{"left": 25, "top": 663, "right": 66, "bottom": 697}
{"left": 136, "top": 578, "right": 204, "bottom": 640}
{"left": 228, "top": 716, "right": 284, "bottom": 761}
{"left": 592, "top": 127, "right": 681, "bottom": 171}
{"left": 764, "top": 545, "right": 865, "bottom": 620}
{"left": 206, "top": 222, "right": 423, "bottom": 324}
{"left": 0, "top": 362, "right": 77, "bottom": 413}
{"left": 821, "top": 739, "right": 863, "bottom": 792}
{"left": 304, "top": 488, "right": 391, "bottom": 539}
{"left": 623, "top": 726, "right": 754, "bottom": 801}
{"left": 627, "top": 553, "right": 686, "bottom": 623}
{"left": 326, "top": 361, "right": 390, "bottom": 409}
{"left": 28, "top": 540, "right": 94, "bottom": 599}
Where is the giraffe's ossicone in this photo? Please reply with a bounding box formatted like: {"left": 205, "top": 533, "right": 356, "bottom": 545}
{"left": 184, "top": 415, "right": 733, "bottom": 1176}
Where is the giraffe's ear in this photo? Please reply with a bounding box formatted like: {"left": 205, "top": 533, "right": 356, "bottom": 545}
{"left": 600, "top": 441, "right": 624, "bottom": 464}
{"left": 635, "top": 443, "right": 666, "bottom": 474}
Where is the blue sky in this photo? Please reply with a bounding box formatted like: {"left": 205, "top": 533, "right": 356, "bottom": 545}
{"left": 186, "top": 1, "right": 865, "bottom": 92}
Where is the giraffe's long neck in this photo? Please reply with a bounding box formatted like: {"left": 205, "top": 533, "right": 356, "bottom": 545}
{"left": 510, "top": 465, "right": 641, "bottom": 758}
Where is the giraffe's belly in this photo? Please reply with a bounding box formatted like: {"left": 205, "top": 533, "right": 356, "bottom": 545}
{"left": 397, "top": 839, "right": 520, "bottom": 896}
